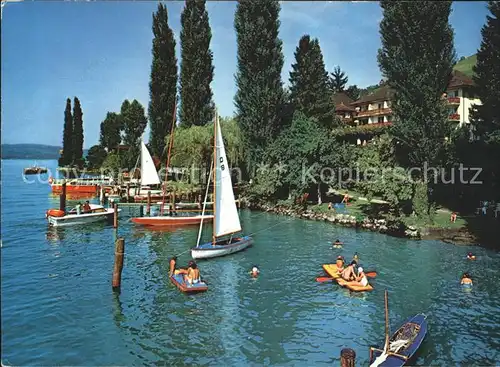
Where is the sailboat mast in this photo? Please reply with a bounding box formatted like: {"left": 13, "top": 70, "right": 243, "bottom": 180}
{"left": 160, "top": 103, "right": 177, "bottom": 215}
{"left": 212, "top": 109, "right": 217, "bottom": 246}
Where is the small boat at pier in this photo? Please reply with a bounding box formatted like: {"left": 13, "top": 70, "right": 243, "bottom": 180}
{"left": 369, "top": 290, "right": 428, "bottom": 367}
{"left": 170, "top": 273, "right": 208, "bottom": 293}
{"left": 191, "top": 111, "right": 253, "bottom": 259}
{"left": 46, "top": 204, "right": 120, "bottom": 227}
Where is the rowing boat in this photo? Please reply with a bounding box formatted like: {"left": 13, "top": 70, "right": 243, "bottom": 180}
{"left": 369, "top": 291, "right": 427, "bottom": 367}
{"left": 170, "top": 273, "right": 208, "bottom": 293}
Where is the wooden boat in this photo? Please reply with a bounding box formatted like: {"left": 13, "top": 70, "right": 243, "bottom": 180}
{"left": 24, "top": 163, "right": 48, "bottom": 175}
{"left": 132, "top": 104, "right": 211, "bottom": 227}
{"left": 369, "top": 291, "right": 428, "bottom": 367}
{"left": 49, "top": 177, "right": 113, "bottom": 194}
{"left": 170, "top": 273, "right": 208, "bottom": 293}
{"left": 191, "top": 111, "right": 253, "bottom": 260}
{"left": 46, "top": 204, "right": 120, "bottom": 227}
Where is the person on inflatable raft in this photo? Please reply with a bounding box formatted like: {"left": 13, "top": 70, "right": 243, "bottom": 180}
{"left": 341, "top": 260, "right": 358, "bottom": 280}
{"left": 344, "top": 267, "right": 369, "bottom": 288}
{"left": 335, "top": 256, "right": 345, "bottom": 274}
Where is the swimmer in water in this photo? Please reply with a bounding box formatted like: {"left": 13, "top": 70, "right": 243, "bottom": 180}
{"left": 333, "top": 239, "right": 343, "bottom": 248}
{"left": 466, "top": 252, "right": 476, "bottom": 260}
{"left": 461, "top": 272, "right": 473, "bottom": 285}
{"left": 352, "top": 252, "right": 359, "bottom": 265}
{"left": 250, "top": 266, "right": 260, "bottom": 277}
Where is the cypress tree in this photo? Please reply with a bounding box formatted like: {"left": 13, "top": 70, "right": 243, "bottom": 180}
{"left": 378, "top": 1, "right": 456, "bottom": 215}
{"left": 378, "top": 1, "right": 455, "bottom": 168}
{"left": 179, "top": 0, "right": 214, "bottom": 127}
{"left": 149, "top": 3, "right": 178, "bottom": 160}
{"left": 234, "top": 0, "right": 286, "bottom": 172}
{"left": 72, "top": 97, "right": 84, "bottom": 167}
{"left": 289, "top": 35, "right": 336, "bottom": 128}
{"left": 59, "top": 98, "right": 73, "bottom": 167}
{"left": 471, "top": 1, "right": 500, "bottom": 141}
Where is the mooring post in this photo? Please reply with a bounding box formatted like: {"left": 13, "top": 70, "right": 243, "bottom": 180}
{"left": 146, "top": 191, "right": 151, "bottom": 215}
{"left": 113, "top": 202, "right": 118, "bottom": 228}
{"left": 340, "top": 348, "right": 356, "bottom": 367}
{"left": 126, "top": 183, "right": 130, "bottom": 202}
{"left": 139, "top": 205, "right": 144, "bottom": 217}
{"left": 60, "top": 180, "right": 67, "bottom": 212}
{"left": 112, "top": 237, "right": 125, "bottom": 290}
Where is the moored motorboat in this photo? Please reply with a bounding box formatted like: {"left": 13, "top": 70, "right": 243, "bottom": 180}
{"left": 24, "top": 164, "right": 48, "bottom": 175}
{"left": 46, "top": 204, "right": 120, "bottom": 227}
{"left": 132, "top": 214, "right": 214, "bottom": 226}
{"left": 170, "top": 273, "right": 208, "bottom": 293}
{"left": 369, "top": 291, "right": 428, "bottom": 367}
{"left": 190, "top": 111, "right": 253, "bottom": 260}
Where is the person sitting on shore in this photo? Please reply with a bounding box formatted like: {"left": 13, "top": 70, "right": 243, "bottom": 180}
{"left": 466, "top": 252, "right": 476, "bottom": 260}
{"left": 450, "top": 212, "right": 457, "bottom": 223}
{"left": 345, "top": 267, "right": 369, "bottom": 288}
{"left": 250, "top": 266, "right": 260, "bottom": 278}
{"left": 461, "top": 272, "right": 473, "bottom": 285}
{"left": 328, "top": 202, "right": 333, "bottom": 210}
{"left": 341, "top": 261, "right": 357, "bottom": 281}
{"left": 185, "top": 262, "right": 201, "bottom": 285}
{"left": 335, "top": 256, "right": 345, "bottom": 274}
{"left": 341, "top": 192, "right": 350, "bottom": 205}
{"left": 333, "top": 239, "right": 343, "bottom": 248}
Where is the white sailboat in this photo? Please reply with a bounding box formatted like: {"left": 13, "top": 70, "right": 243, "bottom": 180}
{"left": 190, "top": 112, "right": 253, "bottom": 259}
{"left": 129, "top": 141, "right": 163, "bottom": 199}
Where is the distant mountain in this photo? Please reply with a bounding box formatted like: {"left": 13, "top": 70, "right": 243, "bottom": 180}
{"left": 1, "top": 144, "right": 88, "bottom": 159}
{"left": 453, "top": 54, "right": 477, "bottom": 77}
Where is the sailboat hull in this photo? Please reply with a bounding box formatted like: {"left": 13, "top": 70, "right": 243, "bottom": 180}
{"left": 131, "top": 215, "right": 214, "bottom": 226}
{"left": 191, "top": 236, "right": 253, "bottom": 259}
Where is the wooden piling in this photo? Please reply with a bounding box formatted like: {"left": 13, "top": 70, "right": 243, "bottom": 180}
{"left": 126, "top": 183, "right": 130, "bottom": 202}
{"left": 146, "top": 191, "right": 151, "bottom": 215}
{"left": 59, "top": 180, "right": 67, "bottom": 212}
{"left": 112, "top": 238, "right": 125, "bottom": 290}
{"left": 113, "top": 202, "right": 118, "bottom": 228}
{"left": 172, "top": 190, "right": 176, "bottom": 215}
{"left": 340, "top": 348, "right": 356, "bottom": 367}
{"left": 139, "top": 205, "right": 144, "bottom": 217}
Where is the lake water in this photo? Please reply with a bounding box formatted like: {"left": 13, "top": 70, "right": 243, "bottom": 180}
{"left": 2, "top": 159, "right": 499, "bottom": 366}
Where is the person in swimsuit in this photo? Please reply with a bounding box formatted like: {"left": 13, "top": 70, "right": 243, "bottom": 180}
{"left": 186, "top": 262, "right": 201, "bottom": 285}
{"left": 352, "top": 253, "right": 359, "bottom": 265}
{"left": 250, "top": 266, "right": 260, "bottom": 277}
{"left": 341, "top": 261, "right": 357, "bottom": 281}
{"left": 169, "top": 256, "right": 177, "bottom": 276}
{"left": 345, "top": 267, "right": 369, "bottom": 287}
{"left": 333, "top": 239, "right": 343, "bottom": 248}
{"left": 461, "top": 272, "right": 473, "bottom": 285}
{"left": 466, "top": 252, "right": 476, "bottom": 260}
{"left": 335, "top": 256, "right": 345, "bottom": 274}
{"left": 82, "top": 201, "right": 91, "bottom": 213}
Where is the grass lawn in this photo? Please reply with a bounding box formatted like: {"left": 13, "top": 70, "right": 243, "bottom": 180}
{"left": 453, "top": 54, "right": 476, "bottom": 77}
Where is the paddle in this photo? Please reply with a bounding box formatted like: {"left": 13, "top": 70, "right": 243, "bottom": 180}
{"left": 316, "top": 270, "right": 377, "bottom": 283}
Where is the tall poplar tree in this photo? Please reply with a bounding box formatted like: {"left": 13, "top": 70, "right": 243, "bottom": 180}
{"left": 234, "top": 0, "right": 286, "bottom": 172}
{"left": 59, "top": 98, "right": 73, "bottom": 167}
{"left": 149, "top": 3, "right": 178, "bottom": 160}
{"left": 289, "top": 35, "right": 336, "bottom": 128}
{"left": 471, "top": 1, "right": 500, "bottom": 141}
{"left": 72, "top": 97, "right": 84, "bottom": 167}
{"left": 179, "top": 0, "right": 214, "bottom": 127}
{"left": 378, "top": 1, "right": 456, "bottom": 215}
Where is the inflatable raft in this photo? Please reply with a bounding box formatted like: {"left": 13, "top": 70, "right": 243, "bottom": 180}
{"left": 336, "top": 278, "right": 374, "bottom": 292}
{"left": 170, "top": 274, "right": 208, "bottom": 293}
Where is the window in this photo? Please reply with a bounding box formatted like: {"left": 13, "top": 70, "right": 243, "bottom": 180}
{"left": 378, "top": 116, "right": 384, "bottom": 123}
{"left": 378, "top": 103, "right": 382, "bottom": 110}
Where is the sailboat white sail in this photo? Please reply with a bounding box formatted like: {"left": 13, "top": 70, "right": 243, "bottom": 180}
{"left": 140, "top": 141, "right": 161, "bottom": 186}
{"left": 214, "top": 114, "right": 241, "bottom": 237}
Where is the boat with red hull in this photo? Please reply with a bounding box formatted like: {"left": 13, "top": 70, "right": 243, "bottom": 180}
{"left": 131, "top": 214, "right": 213, "bottom": 226}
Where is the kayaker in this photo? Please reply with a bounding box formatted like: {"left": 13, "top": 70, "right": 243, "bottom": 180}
{"left": 333, "top": 239, "right": 343, "bottom": 248}
{"left": 461, "top": 273, "right": 473, "bottom": 285}
{"left": 186, "top": 262, "right": 201, "bottom": 285}
{"left": 341, "top": 260, "right": 357, "bottom": 281}
{"left": 250, "top": 266, "right": 260, "bottom": 277}
{"left": 345, "top": 267, "right": 369, "bottom": 287}
{"left": 335, "top": 256, "right": 345, "bottom": 274}
{"left": 466, "top": 252, "right": 476, "bottom": 260}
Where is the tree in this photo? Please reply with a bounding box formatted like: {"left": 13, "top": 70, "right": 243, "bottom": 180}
{"left": 471, "top": 1, "right": 500, "bottom": 141}
{"left": 329, "top": 66, "right": 348, "bottom": 93}
{"left": 58, "top": 98, "right": 73, "bottom": 167}
{"left": 378, "top": 1, "right": 456, "bottom": 215}
{"left": 86, "top": 145, "right": 107, "bottom": 169}
{"left": 344, "top": 85, "right": 361, "bottom": 101}
{"left": 289, "top": 35, "right": 336, "bottom": 128}
{"left": 149, "top": 3, "right": 178, "bottom": 160}
{"left": 234, "top": 0, "right": 286, "bottom": 174}
{"left": 179, "top": 0, "right": 214, "bottom": 127}
{"left": 99, "top": 112, "right": 122, "bottom": 152}
{"left": 122, "top": 99, "right": 148, "bottom": 169}
{"left": 72, "top": 97, "right": 84, "bottom": 167}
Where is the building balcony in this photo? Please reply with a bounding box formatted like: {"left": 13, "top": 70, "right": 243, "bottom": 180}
{"left": 449, "top": 113, "right": 460, "bottom": 121}
{"left": 356, "top": 107, "right": 392, "bottom": 118}
{"left": 447, "top": 97, "right": 460, "bottom": 105}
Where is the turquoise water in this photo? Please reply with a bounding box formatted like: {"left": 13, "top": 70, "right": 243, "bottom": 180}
{"left": 2, "top": 159, "right": 499, "bottom": 366}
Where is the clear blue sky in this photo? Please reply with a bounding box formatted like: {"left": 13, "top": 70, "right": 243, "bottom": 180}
{"left": 1, "top": 1, "right": 489, "bottom": 148}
